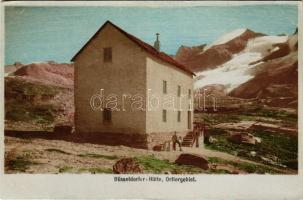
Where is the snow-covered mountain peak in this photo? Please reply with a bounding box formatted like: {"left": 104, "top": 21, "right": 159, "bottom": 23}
{"left": 205, "top": 28, "right": 247, "bottom": 50}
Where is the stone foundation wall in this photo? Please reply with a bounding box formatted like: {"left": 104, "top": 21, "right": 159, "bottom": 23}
{"left": 78, "top": 131, "right": 189, "bottom": 150}
{"left": 5, "top": 130, "right": 190, "bottom": 150}
{"left": 5, "top": 130, "right": 149, "bottom": 149}
{"left": 77, "top": 132, "right": 149, "bottom": 149}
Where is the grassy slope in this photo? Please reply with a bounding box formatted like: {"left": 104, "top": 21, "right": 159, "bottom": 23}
{"left": 195, "top": 106, "right": 298, "bottom": 170}
{"left": 5, "top": 78, "right": 64, "bottom": 130}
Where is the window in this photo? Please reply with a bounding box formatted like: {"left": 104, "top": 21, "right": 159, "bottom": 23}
{"left": 103, "top": 108, "right": 112, "bottom": 122}
{"left": 162, "top": 110, "right": 167, "bottom": 122}
{"left": 188, "top": 89, "right": 191, "bottom": 99}
{"left": 103, "top": 47, "right": 112, "bottom": 62}
{"left": 177, "top": 111, "right": 181, "bottom": 122}
{"left": 163, "top": 80, "right": 167, "bottom": 94}
{"left": 178, "top": 85, "right": 181, "bottom": 97}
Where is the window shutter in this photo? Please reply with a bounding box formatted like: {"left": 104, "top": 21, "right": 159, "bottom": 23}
{"left": 103, "top": 108, "right": 112, "bottom": 122}
{"left": 162, "top": 110, "right": 167, "bottom": 122}
{"left": 163, "top": 80, "right": 167, "bottom": 94}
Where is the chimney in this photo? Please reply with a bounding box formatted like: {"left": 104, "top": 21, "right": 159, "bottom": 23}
{"left": 154, "top": 33, "right": 160, "bottom": 52}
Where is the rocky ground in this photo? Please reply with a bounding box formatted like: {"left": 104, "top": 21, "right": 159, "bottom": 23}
{"left": 5, "top": 135, "right": 295, "bottom": 174}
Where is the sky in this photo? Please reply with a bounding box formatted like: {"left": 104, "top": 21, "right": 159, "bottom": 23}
{"left": 5, "top": 5, "right": 298, "bottom": 65}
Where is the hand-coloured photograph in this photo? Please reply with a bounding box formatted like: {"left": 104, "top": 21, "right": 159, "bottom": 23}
{"left": 4, "top": 3, "right": 299, "bottom": 175}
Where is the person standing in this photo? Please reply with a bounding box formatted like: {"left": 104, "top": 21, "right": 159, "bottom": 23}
{"left": 195, "top": 125, "right": 200, "bottom": 148}
{"left": 172, "top": 132, "right": 182, "bottom": 151}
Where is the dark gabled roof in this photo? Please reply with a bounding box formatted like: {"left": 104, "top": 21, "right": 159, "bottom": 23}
{"left": 71, "top": 20, "right": 195, "bottom": 76}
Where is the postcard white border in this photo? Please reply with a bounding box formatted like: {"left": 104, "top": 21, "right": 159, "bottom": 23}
{"left": 0, "top": 1, "right": 302, "bottom": 199}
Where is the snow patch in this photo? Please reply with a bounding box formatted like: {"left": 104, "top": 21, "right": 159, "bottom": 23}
{"left": 195, "top": 52, "right": 262, "bottom": 92}
{"left": 245, "top": 36, "right": 288, "bottom": 55}
{"left": 195, "top": 35, "right": 289, "bottom": 92}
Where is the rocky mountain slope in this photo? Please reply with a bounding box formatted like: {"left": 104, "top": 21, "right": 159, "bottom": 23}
{"left": 10, "top": 61, "right": 74, "bottom": 88}
{"left": 177, "top": 28, "right": 298, "bottom": 108}
{"left": 5, "top": 62, "right": 74, "bottom": 131}
{"left": 229, "top": 33, "right": 298, "bottom": 107}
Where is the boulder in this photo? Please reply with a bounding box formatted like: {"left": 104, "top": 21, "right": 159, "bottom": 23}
{"left": 152, "top": 144, "right": 163, "bottom": 151}
{"left": 241, "top": 134, "right": 256, "bottom": 145}
{"left": 113, "top": 158, "right": 143, "bottom": 174}
{"left": 227, "top": 133, "right": 242, "bottom": 143}
{"left": 209, "top": 136, "right": 218, "bottom": 144}
{"left": 175, "top": 153, "right": 209, "bottom": 170}
{"left": 227, "top": 133, "right": 256, "bottom": 145}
